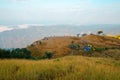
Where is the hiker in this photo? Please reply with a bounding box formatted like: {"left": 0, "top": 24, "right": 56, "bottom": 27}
{"left": 83, "top": 46, "right": 91, "bottom": 52}
{"left": 83, "top": 44, "right": 94, "bottom": 52}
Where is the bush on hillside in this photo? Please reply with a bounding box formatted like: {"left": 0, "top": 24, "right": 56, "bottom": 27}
{"left": 95, "top": 47, "right": 108, "bottom": 51}
{"left": 69, "top": 41, "right": 80, "bottom": 54}
{"left": 69, "top": 41, "right": 80, "bottom": 50}
{"left": 44, "top": 51, "right": 54, "bottom": 59}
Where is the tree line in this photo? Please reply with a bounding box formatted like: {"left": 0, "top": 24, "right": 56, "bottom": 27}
{"left": 0, "top": 48, "right": 54, "bottom": 59}
{"left": 0, "top": 48, "right": 32, "bottom": 59}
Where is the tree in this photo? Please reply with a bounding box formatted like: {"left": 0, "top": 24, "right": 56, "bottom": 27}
{"left": 0, "top": 48, "right": 32, "bottom": 59}
{"left": 97, "top": 30, "right": 103, "bottom": 35}
{"left": 11, "top": 48, "right": 31, "bottom": 59}
{"left": 77, "top": 34, "right": 80, "bottom": 37}
{"left": 81, "top": 33, "right": 87, "bottom": 37}
{"left": 0, "top": 49, "right": 11, "bottom": 58}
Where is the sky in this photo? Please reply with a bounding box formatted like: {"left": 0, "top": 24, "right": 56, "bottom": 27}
{"left": 0, "top": 0, "right": 120, "bottom": 25}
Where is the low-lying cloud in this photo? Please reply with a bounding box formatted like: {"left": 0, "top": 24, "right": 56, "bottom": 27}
{"left": 0, "top": 24, "right": 31, "bottom": 32}
{"left": 18, "top": 24, "right": 29, "bottom": 29}
{"left": 0, "top": 24, "right": 44, "bottom": 32}
{"left": 0, "top": 26, "right": 13, "bottom": 32}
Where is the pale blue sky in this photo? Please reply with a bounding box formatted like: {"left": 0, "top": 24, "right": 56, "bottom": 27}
{"left": 0, "top": 0, "right": 120, "bottom": 25}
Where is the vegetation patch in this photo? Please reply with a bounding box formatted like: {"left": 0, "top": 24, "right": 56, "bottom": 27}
{"left": 0, "top": 56, "right": 119, "bottom": 80}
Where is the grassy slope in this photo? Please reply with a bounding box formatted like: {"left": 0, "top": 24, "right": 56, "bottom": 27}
{"left": 0, "top": 56, "right": 120, "bottom": 80}
{"left": 28, "top": 34, "right": 120, "bottom": 58}
{"left": 28, "top": 36, "right": 80, "bottom": 57}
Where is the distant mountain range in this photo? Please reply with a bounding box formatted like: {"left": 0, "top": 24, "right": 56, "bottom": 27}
{"left": 0, "top": 24, "right": 120, "bottom": 48}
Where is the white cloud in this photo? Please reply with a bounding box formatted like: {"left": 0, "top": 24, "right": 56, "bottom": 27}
{"left": 18, "top": 24, "right": 29, "bottom": 29}
{"left": 0, "top": 24, "right": 35, "bottom": 32}
{"left": 0, "top": 26, "right": 13, "bottom": 32}
{"left": 17, "top": 24, "right": 44, "bottom": 29}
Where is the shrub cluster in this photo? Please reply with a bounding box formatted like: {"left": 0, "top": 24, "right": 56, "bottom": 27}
{"left": 43, "top": 51, "right": 54, "bottom": 59}
{"left": 0, "top": 48, "right": 32, "bottom": 59}
{"left": 69, "top": 43, "right": 80, "bottom": 50}
{"left": 95, "top": 47, "right": 108, "bottom": 51}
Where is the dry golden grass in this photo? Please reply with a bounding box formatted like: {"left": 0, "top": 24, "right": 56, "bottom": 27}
{"left": 0, "top": 56, "right": 120, "bottom": 80}
{"left": 28, "top": 36, "right": 80, "bottom": 57}
{"left": 28, "top": 34, "right": 120, "bottom": 57}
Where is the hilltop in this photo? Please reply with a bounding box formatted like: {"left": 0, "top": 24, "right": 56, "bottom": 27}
{"left": 28, "top": 34, "right": 120, "bottom": 59}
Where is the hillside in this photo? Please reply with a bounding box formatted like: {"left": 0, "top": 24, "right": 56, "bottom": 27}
{"left": 28, "top": 34, "right": 120, "bottom": 58}
{"left": 81, "top": 34, "right": 120, "bottom": 47}
{"left": 0, "top": 56, "right": 120, "bottom": 80}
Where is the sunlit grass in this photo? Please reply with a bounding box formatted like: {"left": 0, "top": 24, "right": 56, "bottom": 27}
{"left": 0, "top": 56, "right": 120, "bottom": 80}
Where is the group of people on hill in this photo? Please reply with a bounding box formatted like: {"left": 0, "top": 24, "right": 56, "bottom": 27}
{"left": 83, "top": 44, "right": 95, "bottom": 52}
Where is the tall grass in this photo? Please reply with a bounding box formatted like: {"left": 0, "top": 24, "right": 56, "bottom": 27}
{"left": 0, "top": 56, "right": 120, "bottom": 80}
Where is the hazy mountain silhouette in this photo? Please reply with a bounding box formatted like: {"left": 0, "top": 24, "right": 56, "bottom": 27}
{"left": 0, "top": 24, "right": 120, "bottom": 48}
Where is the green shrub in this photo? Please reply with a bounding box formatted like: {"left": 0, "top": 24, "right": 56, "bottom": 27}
{"left": 69, "top": 43, "right": 80, "bottom": 50}
{"left": 95, "top": 47, "right": 109, "bottom": 51}
{"left": 44, "top": 51, "right": 54, "bottom": 59}
{"left": 0, "top": 48, "right": 32, "bottom": 59}
{"left": 69, "top": 41, "right": 80, "bottom": 54}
